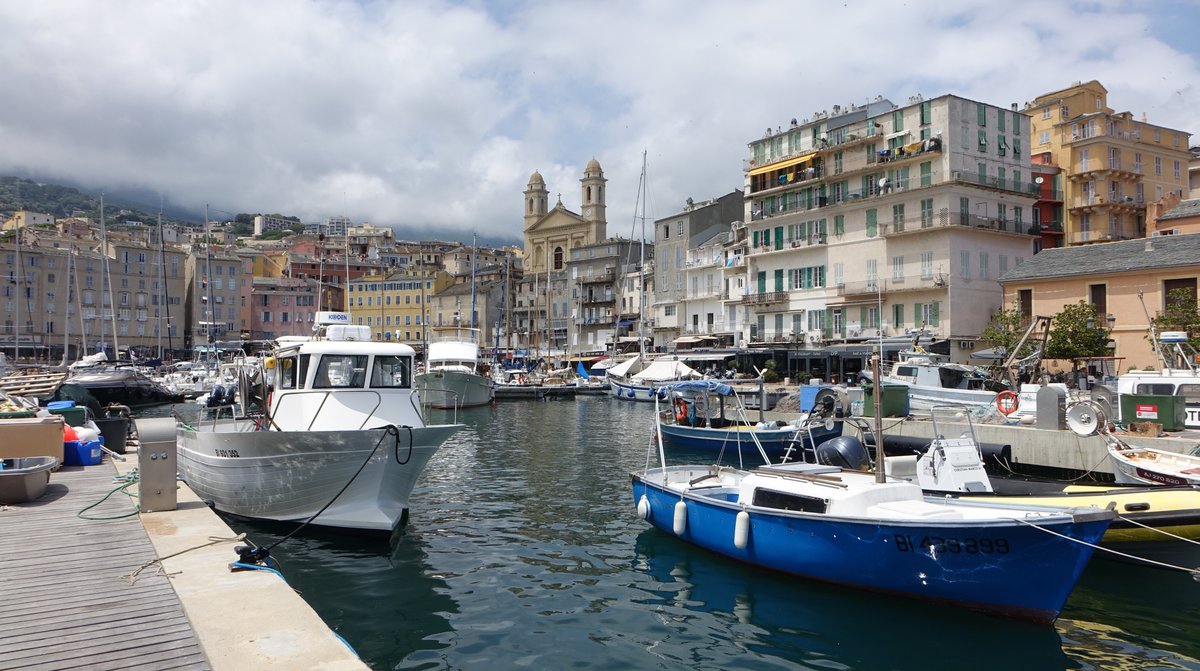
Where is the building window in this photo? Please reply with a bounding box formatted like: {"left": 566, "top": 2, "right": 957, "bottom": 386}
{"left": 977, "top": 103, "right": 987, "bottom": 126}
{"left": 960, "top": 250, "right": 970, "bottom": 278}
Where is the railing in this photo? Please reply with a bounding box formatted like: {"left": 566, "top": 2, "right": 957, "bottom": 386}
{"left": 1070, "top": 194, "right": 1143, "bottom": 209}
{"left": 1070, "top": 158, "right": 1143, "bottom": 175}
{"left": 739, "top": 291, "right": 788, "bottom": 305}
{"left": 834, "top": 274, "right": 946, "bottom": 297}
{"left": 580, "top": 268, "right": 616, "bottom": 283}
{"left": 1067, "top": 229, "right": 1137, "bottom": 244}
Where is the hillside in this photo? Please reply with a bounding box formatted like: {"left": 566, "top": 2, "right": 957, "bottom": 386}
{"left": 0, "top": 176, "right": 196, "bottom": 228}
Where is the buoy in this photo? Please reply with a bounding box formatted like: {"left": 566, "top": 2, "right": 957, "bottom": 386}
{"left": 734, "top": 510, "right": 750, "bottom": 549}
{"left": 636, "top": 495, "right": 651, "bottom": 520}
{"left": 673, "top": 500, "right": 688, "bottom": 536}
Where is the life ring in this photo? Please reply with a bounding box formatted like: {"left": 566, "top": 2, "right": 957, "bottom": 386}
{"left": 674, "top": 398, "right": 689, "bottom": 423}
{"left": 996, "top": 390, "right": 1019, "bottom": 415}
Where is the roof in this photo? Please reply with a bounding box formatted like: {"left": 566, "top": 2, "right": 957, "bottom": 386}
{"left": 999, "top": 233, "right": 1200, "bottom": 282}
{"left": 1159, "top": 198, "right": 1200, "bottom": 222}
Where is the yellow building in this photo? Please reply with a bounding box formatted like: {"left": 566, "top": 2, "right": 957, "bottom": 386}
{"left": 346, "top": 268, "right": 454, "bottom": 344}
{"left": 1027, "top": 80, "right": 1192, "bottom": 246}
{"left": 1000, "top": 232, "right": 1200, "bottom": 372}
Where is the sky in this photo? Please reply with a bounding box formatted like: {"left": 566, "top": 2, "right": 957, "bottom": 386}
{"left": 2, "top": 0, "right": 1198, "bottom": 243}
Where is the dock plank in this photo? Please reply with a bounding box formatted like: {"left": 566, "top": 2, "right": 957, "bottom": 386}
{"left": 0, "top": 461, "right": 212, "bottom": 670}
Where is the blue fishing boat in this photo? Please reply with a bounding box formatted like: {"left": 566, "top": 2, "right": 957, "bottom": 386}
{"left": 657, "top": 380, "right": 841, "bottom": 462}
{"left": 631, "top": 462, "right": 1113, "bottom": 623}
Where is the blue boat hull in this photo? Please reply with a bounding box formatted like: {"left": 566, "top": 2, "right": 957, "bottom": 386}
{"left": 658, "top": 421, "right": 841, "bottom": 460}
{"left": 608, "top": 377, "right": 665, "bottom": 402}
{"left": 631, "top": 474, "right": 1108, "bottom": 623}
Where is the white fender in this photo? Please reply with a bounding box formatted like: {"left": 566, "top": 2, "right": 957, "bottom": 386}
{"left": 672, "top": 500, "right": 688, "bottom": 536}
{"left": 636, "top": 495, "right": 651, "bottom": 521}
{"left": 733, "top": 510, "right": 750, "bottom": 549}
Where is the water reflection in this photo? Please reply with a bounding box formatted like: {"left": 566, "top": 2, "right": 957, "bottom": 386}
{"left": 632, "top": 528, "right": 1069, "bottom": 669}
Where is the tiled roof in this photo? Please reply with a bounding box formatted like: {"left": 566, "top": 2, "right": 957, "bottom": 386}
{"left": 1159, "top": 198, "right": 1200, "bottom": 221}
{"left": 1000, "top": 233, "right": 1200, "bottom": 282}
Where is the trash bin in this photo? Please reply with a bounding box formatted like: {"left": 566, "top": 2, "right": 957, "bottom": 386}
{"left": 863, "top": 384, "right": 910, "bottom": 418}
{"left": 47, "top": 400, "right": 88, "bottom": 427}
{"left": 1120, "top": 394, "right": 1186, "bottom": 432}
{"left": 94, "top": 417, "right": 131, "bottom": 454}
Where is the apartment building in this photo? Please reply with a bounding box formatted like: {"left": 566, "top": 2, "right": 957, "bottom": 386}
{"left": 1027, "top": 80, "right": 1192, "bottom": 246}
{"left": 563, "top": 238, "right": 643, "bottom": 352}
{"left": 346, "top": 268, "right": 454, "bottom": 345}
{"left": 742, "top": 93, "right": 1039, "bottom": 358}
{"left": 186, "top": 247, "right": 242, "bottom": 347}
{"left": 651, "top": 191, "right": 744, "bottom": 347}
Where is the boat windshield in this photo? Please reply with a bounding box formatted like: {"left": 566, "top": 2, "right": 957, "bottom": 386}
{"left": 313, "top": 354, "right": 368, "bottom": 388}
{"left": 370, "top": 355, "right": 412, "bottom": 388}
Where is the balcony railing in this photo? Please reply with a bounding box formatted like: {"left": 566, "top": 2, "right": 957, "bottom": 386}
{"left": 1068, "top": 158, "right": 1143, "bottom": 176}
{"left": 739, "top": 291, "right": 788, "bottom": 306}
{"left": 1068, "top": 229, "right": 1137, "bottom": 245}
{"left": 579, "top": 268, "right": 616, "bottom": 283}
{"left": 1069, "top": 194, "right": 1144, "bottom": 209}
{"left": 833, "top": 274, "right": 946, "bottom": 297}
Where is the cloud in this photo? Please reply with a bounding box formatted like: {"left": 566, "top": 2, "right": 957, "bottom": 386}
{"left": 0, "top": 0, "right": 1196, "bottom": 241}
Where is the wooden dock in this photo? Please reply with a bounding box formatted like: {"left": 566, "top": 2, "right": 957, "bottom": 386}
{"left": 0, "top": 462, "right": 211, "bottom": 670}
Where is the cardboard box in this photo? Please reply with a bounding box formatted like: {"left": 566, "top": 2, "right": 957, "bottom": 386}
{"left": 0, "top": 415, "right": 65, "bottom": 461}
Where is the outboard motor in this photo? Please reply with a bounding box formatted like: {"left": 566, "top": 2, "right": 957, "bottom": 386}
{"left": 816, "top": 435, "right": 872, "bottom": 471}
{"left": 207, "top": 385, "right": 226, "bottom": 407}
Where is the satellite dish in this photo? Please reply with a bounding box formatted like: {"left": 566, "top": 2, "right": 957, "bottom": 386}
{"left": 1034, "top": 177, "right": 1044, "bottom": 184}
{"left": 1066, "top": 401, "right": 1106, "bottom": 436}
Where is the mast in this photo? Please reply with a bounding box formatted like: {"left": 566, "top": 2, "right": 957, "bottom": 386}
{"left": 13, "top": 210, "right": 20, "bottom": 362}
{"left": 203, "top": 205, "right": 215, "bottom": 362}
{"left": 156, "top": 204, "right": 164, "bottom": 359}
{"left": 59, "top": 246, "right": 70, "bottom": 366}
{"left": 101, "top": 194, "right": 120, "bottom": 359}
{"left": 637, "top": 150, "right": 648, "bottom": 360}
{"left": 470, "top": 233, "right": 478, "bottom": 331}
{"left": 71, "top": 243, "right": 85, "bottom": 360}
{"left": 158, "top": 206, "right": 173, "bottom": 356}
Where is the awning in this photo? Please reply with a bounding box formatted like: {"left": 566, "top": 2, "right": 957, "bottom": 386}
{"left": 748, "top": 152, "right": 817, "bottom": 177}
{"left": 673, "top": 336, "right": 703, "bottom": 344}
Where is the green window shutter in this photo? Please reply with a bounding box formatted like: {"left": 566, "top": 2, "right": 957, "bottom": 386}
{"left": 892, "top": 110, "right": 903, "bottom": 132}
{"left": 757, "top": 271, "right": 766, "bottom": 293}
{"left": 774, "top": 226, "right": 784, "bottom": 250}
{"left": 774, "top": 269, "right": 784, "bottom": 292}
{"left": 817, "top": 265, "right": 825, "bottom": 287}
{"left": 931, "top": 301, "right": 940, "bottom": 326}
{"left": 834, "top": 215, "right": 845, "bottom": 236}
{"left": 920, "top": 161, "right": 932, "bottom": 187}
{"left": 824, "top": 308, "right": 834, "bottom": 338}
{"left": 914, "top": 303, "right": 923, "bottom": 328}
{"left": 977, "top": 103, "right": 986, "bottom": 126}
{"left": 997, "top": 111, "right": 1006, "bottom": 133}
{"left": 1013, "top": 138, "right": 1021, "bottom": 157}
{"left": 1012, "top": 111, "right": 1021, "bottom": 135}
{"left": 752, "top": 230, "right": 760, "bottom": 247}
{"left": 920, "top": 101, "right": 931, "bottom": 125}
{"left": 860, "top": 307, "right": 867, "bottom": 330}
{"left": 978, "top": 129, "right": 987, "bottom": 151}
{"left": 866, "top": 209, "right": 878, "bottom": 237}
{"left": 893, "top": 304, "right": 904, "bottom": 329}
{"left": 840, "top": 311, "right": 847, "bottom": 337}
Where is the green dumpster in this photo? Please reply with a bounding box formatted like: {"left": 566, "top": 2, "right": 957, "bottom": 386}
{"left": 49, "top": 406, "right": 88, "bottom": 427}
{"left": 1120, "top": 394, "right": 1186, "bottom": 432}
{"left": 863, "top": 384, "right": 910, "bottom": 418}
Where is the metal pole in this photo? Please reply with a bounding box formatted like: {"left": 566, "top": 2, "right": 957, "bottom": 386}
{"left": 873, "top": 348, "right": 886, "bottom": 483}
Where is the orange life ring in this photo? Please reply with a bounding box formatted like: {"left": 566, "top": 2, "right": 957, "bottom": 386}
{"left": 674, "top": 398, "right": 689, "bottom": 423}
{"left": 996, "top": 390, "right": 1019, "bottom": 415}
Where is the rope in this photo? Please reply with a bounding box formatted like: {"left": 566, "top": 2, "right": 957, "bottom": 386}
{"left": 78, "top": 472, "right": 141, "bottom": 520}
{"left": 1013, "top": 515, "right": 1200, "bottom": 576}
{"left": 1117, "top": 516, "right": 1200, "bottom": 546}
{"left": 122, "top": 533, "right": 248, "bottom": 586}
{"left": 263, "top": 424, "right": 395, "bottom": 553}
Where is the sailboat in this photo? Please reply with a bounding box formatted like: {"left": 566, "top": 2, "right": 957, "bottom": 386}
{"left": 415, "top": 236, "right": 495, "bottom": 409}
{"left": 608, "top": 151, "right": 699, "bottom": 402}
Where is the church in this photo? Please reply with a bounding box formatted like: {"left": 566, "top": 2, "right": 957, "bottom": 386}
{"left": 522, "top": 159, "right": 608, "bottom": 275}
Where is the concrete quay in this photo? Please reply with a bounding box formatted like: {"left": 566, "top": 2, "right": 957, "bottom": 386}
{"left": 1, "top": 444, "right": 368, "bottom": 671}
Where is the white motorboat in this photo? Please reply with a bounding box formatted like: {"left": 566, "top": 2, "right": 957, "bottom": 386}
{"left": 415, "top": 326, "right": 495, "bottom": 409}
{"left": 175, "top": 312, "right": 463, "bottom": 533}
{"left": 867, "top": 353, "right": 1010, "bottom": 415}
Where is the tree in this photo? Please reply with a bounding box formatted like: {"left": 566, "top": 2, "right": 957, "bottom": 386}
{"left": 980, "top": 306, "right": 1037, "bottom": 379}
{"left": 1151, "top": 287, "right": 1200, "bottom": 353}
{"left": 1046, "top": 301, "right": 1110, "bottom": 362}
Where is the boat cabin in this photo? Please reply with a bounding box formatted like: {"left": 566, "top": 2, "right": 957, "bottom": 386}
{"left": 265, "top": 313, "right": 422, "bottom": 431}
{"left": 888, "top": 358, "right": 1005, "bottom": 392}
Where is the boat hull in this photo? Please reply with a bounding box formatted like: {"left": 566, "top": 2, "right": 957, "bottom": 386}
{"left": 1109, "top": 447, "right": 1200, "bottom": 487}
{"left": 608, "top": 376, "right": 667, "bottom": 402}
{"left": 178, "top": 422, "right": 460, "bottom": 533}
{"left": 416, "top": 370, "right": 495, "bottom": 409}
{"left": 658, "top": 421, "right": 840, "bottom": 461}
{"left": 632, "top": 469, "right": 1108, "bottom": 623}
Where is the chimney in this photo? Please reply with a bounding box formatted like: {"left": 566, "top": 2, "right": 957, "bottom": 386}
{"left": 1145, "top": 240, "right": 1154, "bottom": 252}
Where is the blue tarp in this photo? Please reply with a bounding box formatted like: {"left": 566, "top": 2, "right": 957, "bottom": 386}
{"left": 577, "top": 361, "right": 590, "bottom": 379}
{"left": 661, "top": 380, "right": 736, "bottom": 396}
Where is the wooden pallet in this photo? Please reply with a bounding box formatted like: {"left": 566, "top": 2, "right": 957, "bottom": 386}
{"left": 0, "top": 369, "right": 69, "bottom": 399}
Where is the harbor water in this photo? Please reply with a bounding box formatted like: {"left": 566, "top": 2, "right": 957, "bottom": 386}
{"left": 205, "top": 397, "right": 1200, "bottom": 670}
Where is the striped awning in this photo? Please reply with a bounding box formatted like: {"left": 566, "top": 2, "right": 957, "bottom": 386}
{"left": 748, "top": 152, "right": 817, "bottom": 177}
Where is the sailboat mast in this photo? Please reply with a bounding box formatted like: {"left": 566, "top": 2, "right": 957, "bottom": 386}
{"left": 638, "top": 150, "right": 647, "bottom": 359}
{"left": 158, "top": 208, "right": 173, "bottom": 357}
{"left": 156, "top": 205, "right": 164, "bottom": 359}
{"left": 203, "top": 205, "right": 215, "bottom": 360}
{"left": 13, "top": 210, "right": 20, "bottom": 362}
{"left": 60, "top": 247, "right": 71, "bottom": 366}
{"left": 470, "top": 233, "right": 477, "bottom": 330}
{"left": 101, "top": 194, "right": 120, "bottom": 359}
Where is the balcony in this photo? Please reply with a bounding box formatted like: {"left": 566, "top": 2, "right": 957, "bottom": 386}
{"left": 1068, "top": 229, "right": 1137, "bottom": 245}
{"left": 579, "top": 268, "right": 616, "bottom": 283}
{"left": 739, "top": 291, "right": 788, "bottom": 306}
{"left": 1069, "top": 193, "right": 1143, "bottom": 214}
{"left": 833, "top": 274, "right": 947, "bottom": 299}
{"left": 948, "top": 171, "right": 1039, "bottom": 197}
{"left": 1067, "top": 158, "right": 1142, "bottom": 180}
{"left": 887, "top": 211, "right": 1035, "bottom": 236}
{"left": 582, "top": 295, "right": 615, "bottom": 306}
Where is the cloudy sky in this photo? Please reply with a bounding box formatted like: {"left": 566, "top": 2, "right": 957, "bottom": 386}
{"left": 2, "top": 0, "right": 1198, "bottom": 242}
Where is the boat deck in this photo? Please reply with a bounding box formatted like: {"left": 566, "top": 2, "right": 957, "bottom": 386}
{"left": 0, "top": 462, "right": 211, "bottom": 670}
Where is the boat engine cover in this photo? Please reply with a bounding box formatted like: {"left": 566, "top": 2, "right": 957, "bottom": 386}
{"left": 816, "top": 436, "right": 871, "bottom": 471}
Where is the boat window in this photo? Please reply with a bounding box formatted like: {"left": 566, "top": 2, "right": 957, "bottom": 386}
{"left": 370, "top": 355, "right": 411, "bottom": 388}
{"left": 298, "top": 354, "right": 311, "bottom": 389}
{"left": 1176, "top": 384, "right": 1200, "bottom": 401}
{"left": 752, "top": 488, "right": 828, "bottom": 514}
{"left": 278, "top": 356, "right": 299, "bottom": 389}
{"left": 896, "top": 366, "right": 917, "bottom": 377}
{"left": 1136, "top": 383, "right": 1176, "bottom": 396}
{"left": 313, "top": 354, "right": 368, "bottom": 388}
